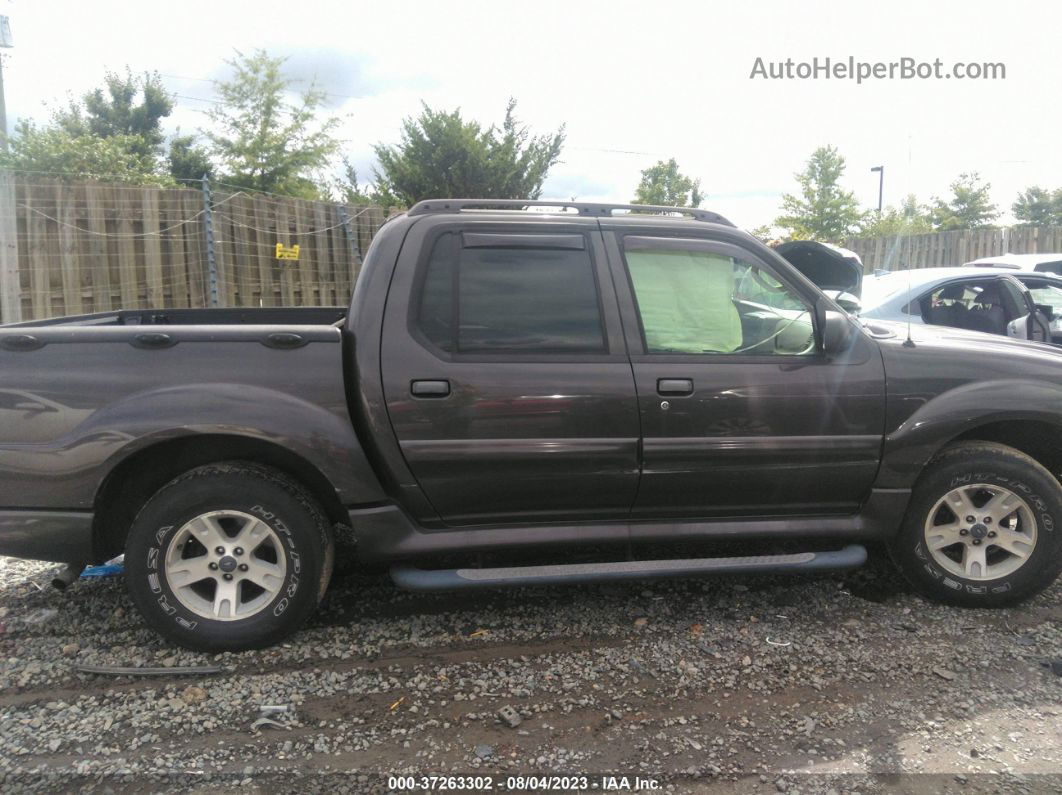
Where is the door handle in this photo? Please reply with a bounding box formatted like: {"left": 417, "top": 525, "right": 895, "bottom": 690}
{"left": 657, "top": 378, "right": 693, "bottom": 396}
{"left": 411, "top": 379, "right": 451, "bottom": 398}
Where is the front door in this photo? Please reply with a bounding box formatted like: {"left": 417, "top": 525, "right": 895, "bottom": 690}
{"left": 999, "top": 277, "right": 1049, "bottom": 342}
{"left": 601, "top": 225, "right": 886, "bottom": 518}
{"left": 380, "top": 217, "right": 640, "bottom": 526}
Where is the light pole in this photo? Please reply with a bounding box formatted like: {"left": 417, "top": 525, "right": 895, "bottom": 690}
{"left": 0, "top": 16, "right": 12, "bottom": 150}
{"left": 870, "top": 165, "right": 884, "bottom": 213}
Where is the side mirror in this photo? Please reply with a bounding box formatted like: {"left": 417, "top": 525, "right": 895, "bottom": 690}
{"left": 1035, "top": 303, "right": 1055, "bottom": 321}
{"left": 821, "top": 309, "right": 855, "bottom": 354}
{"left": 833, "top": 291, "right": 861, "bottom": 314}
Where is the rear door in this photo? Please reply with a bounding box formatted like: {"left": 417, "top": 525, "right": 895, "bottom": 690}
{"left": 601, "top": 223, "right": 886, "bottom": 518}
{"left": 380, "top": 216, "right": 640, "bottom": 526}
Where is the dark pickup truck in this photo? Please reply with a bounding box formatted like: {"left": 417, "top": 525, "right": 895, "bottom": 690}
{"left": 2, "top": 199, "right": 1062, "bottom": 651}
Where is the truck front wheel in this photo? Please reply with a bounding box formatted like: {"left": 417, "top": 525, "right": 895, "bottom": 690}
{"left": 125, "top": 462, "right": 333, "bottom": 652}
{"left": 892, "top": 441, "right": 1062, "bottom": 607}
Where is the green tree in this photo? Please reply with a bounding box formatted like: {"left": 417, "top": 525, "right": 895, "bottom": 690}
{"left": 631, "top": 158, "right": 703, "bottom": 207}
{"left": 167, "top": 132, "right": 215, "bottom": 182}
{"left": 53, "top": 69, "right": 174, "bottom": 160}
{"left": 0, "top": 120, "right": 173, "bottom": 185}
{"left": 774, "top": 146, "right": 865, "bottom": 241}
{"left": 927, "top": 172, "right": 999, "bottom": 230}
{"left": 857, "top": 194, "right": 933, "bottom": 237}
{"left": 1012, "top": 186, "right": 1062, "bottom": 227}
{"left": 332, "top": 156, "right": 392, "bottom": 206}
{"left": 205, "top": 49, "right": 341, "bottom": 197}
{"left": 372, "top": 99, "right": 565, "bottom": 206}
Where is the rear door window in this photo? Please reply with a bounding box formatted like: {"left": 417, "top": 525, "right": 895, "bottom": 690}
{"left": 417, "top": 232, "right": 606, "bottom": 354}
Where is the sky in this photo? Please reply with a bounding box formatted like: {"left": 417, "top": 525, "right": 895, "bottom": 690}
{"left": 2, "top": 0, "right": 1060, "bottom": 229}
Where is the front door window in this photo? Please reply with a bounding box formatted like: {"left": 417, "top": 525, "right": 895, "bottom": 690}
{"left": 623, "top": 238, "right": 815, "bottom": 356}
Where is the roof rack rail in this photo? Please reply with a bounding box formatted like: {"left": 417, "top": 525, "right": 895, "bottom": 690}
{"left": 406, "top": 199, "right": 734, "bottom": 227}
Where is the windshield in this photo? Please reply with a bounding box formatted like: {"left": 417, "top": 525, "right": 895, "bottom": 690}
{"left": 858, "top": 274, "right": 914, "bottom": 312}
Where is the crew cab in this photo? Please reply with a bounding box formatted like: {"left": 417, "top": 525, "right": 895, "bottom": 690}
{"left": 2, "top": 199, "right": 1062, "bottom": 651}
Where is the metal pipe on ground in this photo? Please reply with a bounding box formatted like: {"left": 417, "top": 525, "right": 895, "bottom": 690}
{"left": 50, "top": 563, "right": 85, "bottom": 591}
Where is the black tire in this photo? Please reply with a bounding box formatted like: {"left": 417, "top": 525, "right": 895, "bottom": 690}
{"left": 892, "top": 441, "right": 1062, "bottom": 607}
{"left": 125, "top": 462, "right": 334, "bottom": 652}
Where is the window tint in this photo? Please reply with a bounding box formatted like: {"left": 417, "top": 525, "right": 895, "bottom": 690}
{"left": 417, "top": 233, "right": 605, "bottom": 354}
{"left": 623, "top": 238, "right": 813, "bottom": 355}
{"left": 419, "top": 234, "right": 457, "bottom": 350}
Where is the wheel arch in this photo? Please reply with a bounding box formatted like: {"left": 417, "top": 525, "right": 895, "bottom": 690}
{"left": 92, "top": 434, "right": 348, "bottom": 562}
{"left": 878, "top": 378, "right": 1062, "bottom": 490}
{"left": 947, "top": 419, "right": 1062, "bottom": 478}
{"left": 896, "top": 417, "right": 1062, "bottom": 494}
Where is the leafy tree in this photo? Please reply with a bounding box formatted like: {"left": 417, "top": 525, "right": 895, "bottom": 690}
{"left": 857, "top": 194, "right": 933, "bottom": 237}
{"left": 0, "top": 120, "right": 173, "bottom": 185}
{"left": 1012, "top": 186, "right": 1062, "bottom": 227}
{"left": 167, "top": 132, "right": 215, "bottom": 182}
{"left": 332, "top": 156, "right": 393, "bottom": 206}
{"left": 372, "top": 99, "right": 565, "bottom": 206}
{"left": 632, "top": 158, "right": 703, "bottom": 207}
{"left": 927, "top": 172, "right": 998, "bottom": 230}
{"left": 205, "top": 49, "right": 341, "bottom": 198}
{"left": 52, "top": 70, "right": 173, "bottom": 160}
{"left": 774, "top": 146, "right": 865, "bottom": 241}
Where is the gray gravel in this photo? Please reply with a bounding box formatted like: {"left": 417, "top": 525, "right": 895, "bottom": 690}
{"left": 0, "top": 551, "right": 1059, "bottom": 793}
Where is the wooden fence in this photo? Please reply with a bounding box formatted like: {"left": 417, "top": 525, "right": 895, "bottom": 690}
{"left": 845, "top": 226, "right": 1062, "bottom": 272}
{"left": 7, "top": 176, "right": 1062, "bottom": 323}
{"left": 0, "top": 172, "right": 390, "bottom": 323}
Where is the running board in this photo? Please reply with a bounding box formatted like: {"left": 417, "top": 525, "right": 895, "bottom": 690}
{"left": 390, "top": 544, "right": 867, "bottom": 592}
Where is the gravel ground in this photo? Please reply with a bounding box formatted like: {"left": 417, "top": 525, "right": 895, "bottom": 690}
{"left": 0, "top": 548, "right": 1059, "bottom": 794}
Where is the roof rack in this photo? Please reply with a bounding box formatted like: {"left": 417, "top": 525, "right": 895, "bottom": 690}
{"left": 406, "top": 199, "right": 734, "bottom": 227}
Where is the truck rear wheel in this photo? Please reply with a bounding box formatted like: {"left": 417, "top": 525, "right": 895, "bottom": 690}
{"left": 892, "top": 441, "right": 1062, "bottom": 607}
{"left": 125, "top": 462, "right": 333, "bottom": 651}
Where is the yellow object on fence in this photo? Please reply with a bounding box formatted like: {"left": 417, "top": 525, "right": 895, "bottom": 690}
{"left": 275, "top": 243, "right": 300, "bottom": 261}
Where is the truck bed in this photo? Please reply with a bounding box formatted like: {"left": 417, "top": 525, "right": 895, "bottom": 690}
{"left": 0, "top": 308, "right": 364, "bottom": 522}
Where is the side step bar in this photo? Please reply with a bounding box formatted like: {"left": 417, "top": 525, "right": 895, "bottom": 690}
{"left": 390, "top": 544, "right": 867, "bottom": 592}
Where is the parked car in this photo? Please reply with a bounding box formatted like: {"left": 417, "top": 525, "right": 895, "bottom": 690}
{"left": 3, "top": 199, "right": 1062, "bottom": 651}
{"left": 774, "top": 240, "right": 863, "bottom": 312}
{"left": 966, "top": 253, "right": 1062, "bottom": 275}
{"left": 858, "top": 267, "right": 1059, "bottom": 344}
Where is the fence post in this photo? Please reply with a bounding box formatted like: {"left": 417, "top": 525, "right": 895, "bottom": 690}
{"left": 202, "top": 174, "right": 219, "bottom": 308}
{"left": 338, "top": 205, "right": 363, "bottom": 283}
{"left": 0, "top": 170, "right": 20, "bottom": 323}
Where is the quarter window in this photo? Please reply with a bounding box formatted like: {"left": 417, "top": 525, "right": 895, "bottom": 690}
{"left": 418, "top": 232, "right": 606, "bottom": 354}
{"left": 623, "top": 237, "right": 814, "bottom": 355}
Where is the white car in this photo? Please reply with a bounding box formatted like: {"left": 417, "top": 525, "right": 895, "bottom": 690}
{"left": 966, "top": 253, "right": 1062, "bottom": 275}
{"left": 857, "top": 267, "right": 1062, "bottom": 344}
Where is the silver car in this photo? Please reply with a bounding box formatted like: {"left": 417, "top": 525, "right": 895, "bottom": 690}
{"left": 857, "top": 267, "right": 1062, "bottom": 345}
